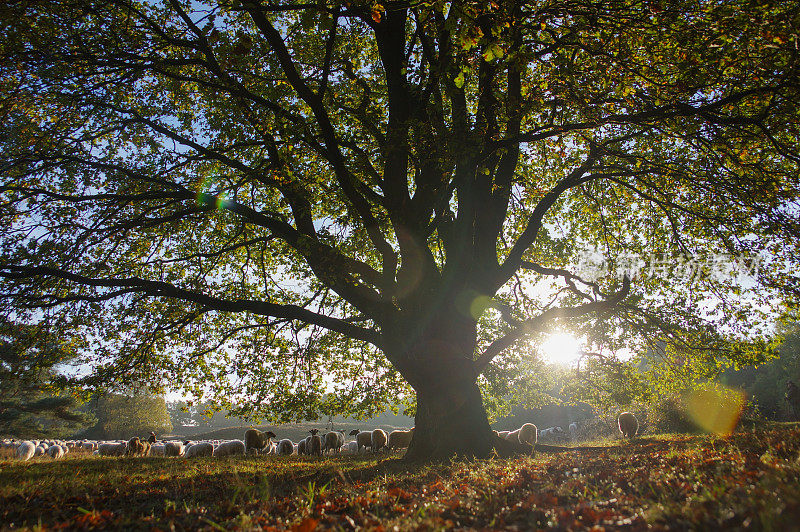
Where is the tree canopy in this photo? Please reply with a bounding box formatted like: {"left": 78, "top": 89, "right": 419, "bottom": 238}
{"left": 1, "top": 0, "right": 798, "bottom": 457}
{"left": 82, "top": 391, "right": 173, "bottom": 439}
{"left": 0, "top": 318, "right": 94, "bottom": 438}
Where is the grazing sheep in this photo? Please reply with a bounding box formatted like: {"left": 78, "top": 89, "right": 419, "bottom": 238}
{"left": 276, "top": 439, "right": 294, "bottom": 456}
{"left": 213, "top": 440, "right": 245, "bottom": 457}
{"left": 34, "top": 445, "right": 46, "bottom": 457}
{"left": 309, "top": 429, "right": 322, "bottom": 456}
{"left": 98, "top": 442, "right": 126, "bottom": 457}
{"left": 16, "top": 441, "right": 35, "bottom": 461}
{"left": 324, "top": 431, "right": 345, "bottom": 455}
{"left": 82, "top": 441, "right": 96, "bottom": 452}
{"left": 349, "top": 430, "right": 373, "bottom": 453}
{"left": 164, "top": 441, "right": 185, "bottom": 457}
{"left": 343, "top": 441, "right": 359, "bottom": 454}
{"left": 503, "top": 424, "right": 537, "bottom": 446}
{"left": 568, "top": 422, "right": 578, "bottom": 437}
{"left": 244, "top": 429, "right": 277, "bottom": 455}
{"left": 126, "top": 437, "right": 150, "bottom": 457}
{"left": 387, "top": 428, "right": 415, "bottom": 450}
{"left": 150, "top": 444, "right": 166, "bottom": 456}
{"left": 297, "top": 438, "right": 307, "bottom": 455}
{"left": 184, "top": 442, "right": 214, "bottom": 458}
{"left": 618, "top": 412, "right": 639, "bottom": 439}
{"left": 517, "top": 423, "right": 538, "bottom": 446}
{"left": 371, "top": 429, "right": 388, "bottom": 453}
{"left": 47, "top": 444, "right": 65, "bottom": 460}
{"left": 148, "top": 432, "right": 157, "bottom": 444}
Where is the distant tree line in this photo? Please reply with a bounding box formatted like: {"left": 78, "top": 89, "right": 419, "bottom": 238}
{"left": 80, "top": 392, "right": 172, "bottom": 440}
{"left": 722, "top": 322, "right": 800, "bottom": 421}
{"left": 0, "top": 318, "right": 92, "bottom": 438}
{"left": 0, "top": 317, "right": 172, "bottom": 439}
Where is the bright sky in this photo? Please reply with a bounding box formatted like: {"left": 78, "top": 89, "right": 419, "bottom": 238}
{"left": 539, "top": 332, "right": 582, "bottom": 366}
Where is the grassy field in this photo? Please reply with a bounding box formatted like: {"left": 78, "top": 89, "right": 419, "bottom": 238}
{"left": 2, "top": 426, "right": 800, "bottom": 531}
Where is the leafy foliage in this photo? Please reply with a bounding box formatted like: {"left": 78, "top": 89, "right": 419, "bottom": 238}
{"left": 81, "top": 392, "right": 173, "bottom": 440}
{"left": 723, "top": 321, "right": 800, "bottom": 419}
{"left": 0, "top": 0, "right": 798, "bottom": 439}
{"left": 0, "top": 318, "right": 93, "bottom": 437}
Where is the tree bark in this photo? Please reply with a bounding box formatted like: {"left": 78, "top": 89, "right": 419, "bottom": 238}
{"left": 386, "top": 303, "right": 533, "bottom": 461}
{"left": 404, "top": 375, "right": 495, "bottom": 462}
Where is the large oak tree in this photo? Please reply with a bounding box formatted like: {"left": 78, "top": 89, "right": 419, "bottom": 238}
{"left": 1, "top": 0, "right": 798, "bottom": 459}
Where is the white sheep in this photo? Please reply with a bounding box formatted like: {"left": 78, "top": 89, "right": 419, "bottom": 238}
{"left": 276, "top": 439, "right": 294, "bottom": 456}
{"left": 371, "top": 429, "right": 388, "bottom": 453}
{"left": 34, "top": 445, "right": 46, "bottom": 457}
{"left": 618, "top": 412, "right": 639, "bottom": 439}
{"left": 339, "top": 441, "right": 359, "bottom": 454}
{"left": 164, "top": 441, "right": 185, "bottom": 457}
{"left": 16, "top": 441, "right": 35, "bottom": 461}
{"left": 517, "top": 423, "right": 538, "bottom": 446}
{"left": 297, "top": 438, "right": 307, "bottom": 455}
{"left": 349, "top": 430, "right": 372, "bottom": 453}
{"left": 150, "top": 444, "right": 166, "bottom": 456}
{"left": 184, "top": 442, "right": 214, "bottom": 458}
{"left": 568, "top": 422, "right": 578, "bottom": 437}
{"left": 98, "top": 442, "right": 126, "bottom": 456}
{"left": 214, "top": 440, "right": 245, "bottom": 457}
{"left": 387, "top": 428, "right": 415, "bottom": 450}
{"left": 47, "top": 444, "right": 65, "bottom": 459}
{"left": 503, "top": 423, "right": 537, "bottom": 446}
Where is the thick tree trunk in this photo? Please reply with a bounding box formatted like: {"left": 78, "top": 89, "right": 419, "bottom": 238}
{"left": 386, "top": 302, "right": 532, "bottom": 461}
{"left": 403, "top": 375, "right": 494, "bottom": 462}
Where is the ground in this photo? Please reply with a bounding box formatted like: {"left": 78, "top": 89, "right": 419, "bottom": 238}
{"left": 1, "top": 427, "right": 799, "bottom": 530}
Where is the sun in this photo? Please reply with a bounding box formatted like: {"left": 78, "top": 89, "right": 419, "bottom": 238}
{"left": 540, "top": 333, "right": 582, "bottom": 366}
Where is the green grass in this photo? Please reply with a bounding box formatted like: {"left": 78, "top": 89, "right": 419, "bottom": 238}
{"left": 2, "top": 427, "right": 800, "bottom": 530}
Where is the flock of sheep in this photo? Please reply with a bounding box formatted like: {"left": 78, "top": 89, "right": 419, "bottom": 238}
{"left": 496, "top": 412, "right": 639, "bottom": 446}
{"left": 3, "top": 426, "right": 416, "bottom": 461}
{"left": 243, "top": 427, "right": 415, "bottom": 457}
{"left": 4, "top": 412, "right": 639, "bottom": 462}
{"left": 495, "top": 422, "right": 576, "bottom": 445}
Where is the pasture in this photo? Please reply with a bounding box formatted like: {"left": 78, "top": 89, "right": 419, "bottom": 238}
{"left": 2, "top": 427, "right": 800, "bottom": 530}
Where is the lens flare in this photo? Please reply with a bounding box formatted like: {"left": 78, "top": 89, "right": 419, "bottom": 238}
{"left": 685, "top": 385, "right": 746, "bottom": 436}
